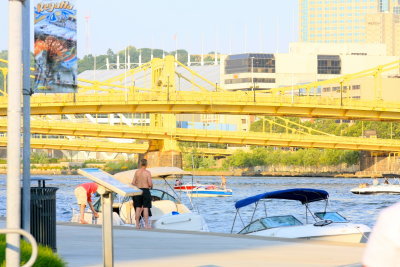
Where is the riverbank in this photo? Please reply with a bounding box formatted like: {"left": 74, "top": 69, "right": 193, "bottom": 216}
{"left": 191, "top": 170, "right": 380, "bottom": 178}
{"left": 0, "top": 168, "right": 380, "bottom": 178}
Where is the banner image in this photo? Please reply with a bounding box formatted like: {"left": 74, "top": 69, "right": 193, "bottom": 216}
{"left": 34, "top": 0, "right": 77, "bottom": 93}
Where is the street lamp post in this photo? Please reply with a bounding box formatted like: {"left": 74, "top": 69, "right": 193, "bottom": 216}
{"left": 251, "top": 57, "right": 255, "bottom": 102}
{"left": 340, "top": 81, "right": 343, "bottom": 106}
{"left": 7, "top": 0, "right": 24, "bottom": 265}
{"left": 22, "top": 0, "right": 31, "bottom": 234}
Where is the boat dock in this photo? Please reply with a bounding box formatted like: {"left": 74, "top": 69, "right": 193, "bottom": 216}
{"left": 55, "top": 222, "right": 364, "bottom": 267}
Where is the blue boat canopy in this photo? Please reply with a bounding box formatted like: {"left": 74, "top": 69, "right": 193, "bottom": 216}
{"left": 235, "top": 188, "right": 329, "bottom": 209}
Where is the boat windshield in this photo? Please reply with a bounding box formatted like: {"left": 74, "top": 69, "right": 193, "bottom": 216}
{"left": 238, "top": 219, "right": 266, "bottom": 234}
{"left": 261, "top": 215, "right": 303, "bottom": 228}
{"left": 314, "top": 212, "right": 348, "bottom": 222}
{"left": 149, "top": 189, "right": 179, "bottom": 203}
{"left": 238, "top": 215, "right": 303, "bottom": 234}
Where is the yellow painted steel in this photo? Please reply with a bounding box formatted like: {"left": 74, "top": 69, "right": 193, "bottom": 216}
{"left": 3, "top": 119, "right": 400, "bottom": 152}
{"left": 0, "top": 57, "right": 398, "bottom": 120}
{"left": 0, "top": 136, "right": 149, "bottom": 153}
{"left": 0, "top": 92, "right": 395, "bottom": 121}
{"left": 261, "top": 117, "right": 334, "bottom": 136}
{"left": 1, "top": 57, "right": 400, "bottom": 154}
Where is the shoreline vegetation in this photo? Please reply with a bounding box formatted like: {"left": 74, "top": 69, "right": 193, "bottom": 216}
{"left": 0, "top": 169, "right": 379, "bottom": 178}
{"left": 0, "top": 150, "right": 380, "bottom": 177}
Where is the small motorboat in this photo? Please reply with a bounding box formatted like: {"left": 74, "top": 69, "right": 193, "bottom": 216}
{"left": 351, "top": 174, "right": 400, "bottom": 194}
{"left": 231, "top": 188, "right": 370, "bottom": 243}
{"left": 186, "top": 185, "right": 233, "bottom": 197}
{"left": 174, "top": 183, "right": 210, "bottom": 192}
{"left": 72, "top": 167, "right": 208, "bottom": 231}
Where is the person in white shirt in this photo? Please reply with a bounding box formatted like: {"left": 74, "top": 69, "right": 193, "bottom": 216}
{"left": 362, "top": 202, "right": 400, "bottom": 267}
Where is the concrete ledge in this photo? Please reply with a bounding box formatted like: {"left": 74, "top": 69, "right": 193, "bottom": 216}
{"left": 0, "top": 218, "right": 365, "bottom": 266}
{"left": 56, "top": 222, "right": 365, "bottom": 267}
{"left": 57, "top": 221, "right": 366, "bottom": 248}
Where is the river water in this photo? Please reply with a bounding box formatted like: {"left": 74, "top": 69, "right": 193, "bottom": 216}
{"left": 0, "top": 175, "right": 399, "bottom": 233}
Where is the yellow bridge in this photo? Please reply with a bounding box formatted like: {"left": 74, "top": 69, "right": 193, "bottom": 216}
{"left": 1, "top": 57, "right": 400, "bottom": 156}
{"left": 0, "top": 119, "right": 397, "bottom": 152}
{"left": 0, "top": 57, "right": 400, "bottom": 120}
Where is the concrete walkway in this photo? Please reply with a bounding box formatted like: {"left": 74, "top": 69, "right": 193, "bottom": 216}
{"left": 56, "top": 222, "right": 365, "bottom": 267}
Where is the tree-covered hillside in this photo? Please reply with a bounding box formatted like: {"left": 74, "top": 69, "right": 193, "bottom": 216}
{"left": 78, "top": 46, "right": 218, "bottom": 73}
{"left": 251, "top": 116, "right": 400, "bottom": 139}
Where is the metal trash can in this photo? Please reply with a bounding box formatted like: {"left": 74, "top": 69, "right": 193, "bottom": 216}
{"left": 30, "top": 184, "right": 58, "bottom": 251}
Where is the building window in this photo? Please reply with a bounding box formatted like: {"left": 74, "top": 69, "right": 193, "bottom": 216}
{"left": 225, "top": 54, "right": 275, "bottom": 74}
{"left": 352, "top": 85, "right": 361, "bottom": 90}
{"left": 317, "top": 55, "right": 341, "bottom": 74}
{"left": 224, "top": 78, "right": 276, "bottom": 84}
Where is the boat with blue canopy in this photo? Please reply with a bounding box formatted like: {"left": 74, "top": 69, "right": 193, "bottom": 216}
{"left": 231, "top": 188, "right": 370, "bottom": 243}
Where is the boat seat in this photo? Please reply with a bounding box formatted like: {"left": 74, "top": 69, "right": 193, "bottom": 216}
{"left": 151, "top": 200, "right": 179, "bottom": 220}
{"left": 119, "top": 200, "right": 135, "bottom": 224}
{"left": 119, "top": 199, "right": 179, "bottom": 223}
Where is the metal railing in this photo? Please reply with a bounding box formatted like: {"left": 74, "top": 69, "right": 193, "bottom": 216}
{"left": 0, "top": 228, "right": 38, "bottom": 267}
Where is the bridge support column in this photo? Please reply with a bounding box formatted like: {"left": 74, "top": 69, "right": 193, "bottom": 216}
{"left": 140, "top": 139, "right": 182, "bottom": 168}
{"left": 145, "top": 112, "right": 182, "bottom": 168}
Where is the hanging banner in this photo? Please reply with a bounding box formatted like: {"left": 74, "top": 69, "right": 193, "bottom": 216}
{"left": 34, "top": 0, "right": 77, "bottom": 93}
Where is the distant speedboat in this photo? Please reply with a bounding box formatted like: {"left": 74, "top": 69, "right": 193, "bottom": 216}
{"left": 351, "top": 174, "right": 400, "bottom": 195}
{"left": 231, "top": 188, "right": 370, "bottom": 243}
{"left": 174, "top": 183, "right": 210, "bottom": 192}
{"left": 186, "top": 185, "right": 233, "bottom": 197}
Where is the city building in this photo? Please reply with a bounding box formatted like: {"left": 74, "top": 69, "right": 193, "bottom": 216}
{"left": 366, "top": 12, "right": 400, "bottom": 56}
{"left": 220, "top": 43, "right": 399, "bottom": 97}
{"left": 299, "top": 0, "right": 400, "bottom": 55}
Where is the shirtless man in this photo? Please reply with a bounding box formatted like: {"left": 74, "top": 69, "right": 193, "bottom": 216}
{"left": 132, "top": 159, "right": 153, "bottom": 229}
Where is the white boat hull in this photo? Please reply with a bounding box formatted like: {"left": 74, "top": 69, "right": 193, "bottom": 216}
{"left": 187, "top": 189, "right": 233, "bottom": 197}
{"left": 152, "top": 213, "right": 206, "bottom": 231}
{"left": 247, "top": 223, "right": 370, "bottom": 243}
{"left": 308, "top": 233, "right": 367, "bottom": 243}
{"left": 351, "top": 184, "right": 400, "bottom": 194}
{"left": 72, "top": 199, "right": 208, "bottom": 231}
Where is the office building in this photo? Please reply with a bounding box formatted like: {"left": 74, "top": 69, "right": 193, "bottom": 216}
{"left": 299, "top": 0, "right": 380, "bottom": 43}
{"left": 299, "top": 0, "right": 400, "bottom": 54}
{"left": 366, "top": 12, "right": 400, "bottom": 56}
{"left": 220, "top": 43, "right": 400, "bottom": 101}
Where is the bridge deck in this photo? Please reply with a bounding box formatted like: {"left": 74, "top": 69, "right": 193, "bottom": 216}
{"left": 0, "top": 92, "right": 399, "bottom": 121}
{"left": 4, "top": 119, "right": 400, "bottom": 152}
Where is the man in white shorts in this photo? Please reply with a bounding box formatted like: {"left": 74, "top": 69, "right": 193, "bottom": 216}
{"left": 74, "top": 182, "right": 99, "bottom": 224}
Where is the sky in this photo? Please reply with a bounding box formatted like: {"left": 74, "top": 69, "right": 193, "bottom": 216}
{"left": 0, "top": 0, "right": 298, "bottom": 57}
